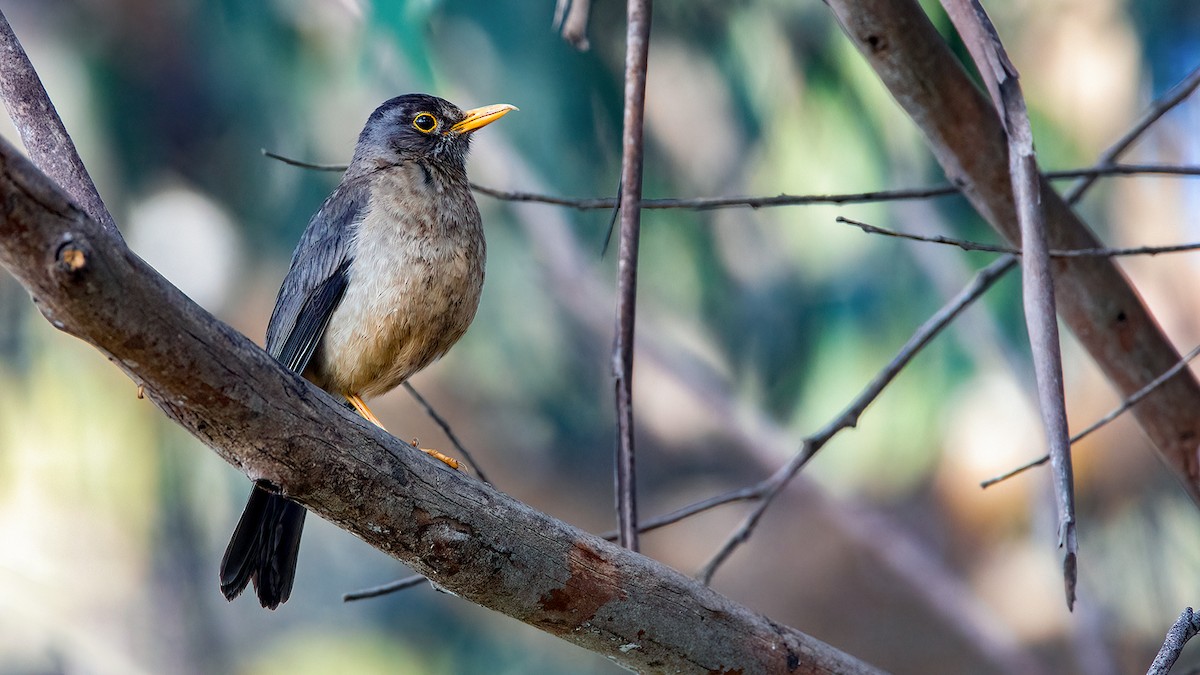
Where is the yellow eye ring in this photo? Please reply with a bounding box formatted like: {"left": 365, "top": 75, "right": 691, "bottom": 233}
{"left": 412, "top": 112, "right": 438, "bottom": 133}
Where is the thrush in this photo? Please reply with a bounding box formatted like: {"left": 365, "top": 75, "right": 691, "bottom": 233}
{"left": 219, "top": 94, "right": 515, "bottom": 609}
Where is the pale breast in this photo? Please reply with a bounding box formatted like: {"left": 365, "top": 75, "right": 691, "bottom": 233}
{"left": 310, "top": 163, "right": 485, "bottom": 398}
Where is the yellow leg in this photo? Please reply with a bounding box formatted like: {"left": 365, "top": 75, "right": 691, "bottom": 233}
{"left": 346, "top": 393, "right": 386, "bottom": 428}
{"left": 345, "top": 394, "right": 460, "bottom": 470}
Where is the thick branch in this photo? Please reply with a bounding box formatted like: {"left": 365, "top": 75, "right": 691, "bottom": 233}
{"left": 826, "top": 0, "right": 1200, "bottom": 502}
{"left": 0, "top": 139, "right": 882, "bottom": 674}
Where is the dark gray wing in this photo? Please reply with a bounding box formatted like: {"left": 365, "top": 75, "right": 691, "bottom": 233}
{"left": 265, "top": 178, "right": 367, "bottom": 373}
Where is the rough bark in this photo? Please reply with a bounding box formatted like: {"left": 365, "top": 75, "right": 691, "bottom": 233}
{"left": 0, "top": 10, "right": 118, "bottom": 237}
{"left": 0, "top": 137, "right": 883, "bottom": 674}
{"left": 827, "top": 0, "right": 1200, "bottom": 502}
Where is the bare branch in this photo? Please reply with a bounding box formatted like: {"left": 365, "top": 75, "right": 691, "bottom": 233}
{"left": 261, "top": 148, "right": 346, "bottom": 172}
{"left": 675, "top": 34, "right": 1200, "bottom": 592}
{"left": 600, "top": 484, "right": 766, "bottom": 541}
{"left": 346, "top": 382, "right": 496, "bottom": 602}
{"left": 262, "top": 149, "right": 1200, "bottom": 211}
{"left": 0, "top": 8, "right": 119, "bottom": 238}
{"left": 837, "top": 216, "right": 1200, "bottom": 258}
{"left": 942, "top": 0, "right": 1075, "bottom": 606}
{"left": 611, "top": 0, "right": 653, "bottom": 552}
{"left": 472, "top": 164, "right": 1200, "bottom": 211}
{"left": 1148, "top": 607, "right": 1200, "bottom": 675}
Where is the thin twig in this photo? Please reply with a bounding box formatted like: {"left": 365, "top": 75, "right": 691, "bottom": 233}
{"left": 1148, "top": 607, "right": 1200, "bottom": 675}
{"left": 261, "top": 149, "right": 1200, "bottom": 211}
{"left": 261, "top": 149, "right": 346, "bottom": 172}
{"left": 600, "top": 179, "right": 623, "bottom": 257}
{"left": 1067, "top": 164, "right": 1200, "bottom": 178}
{"left": 599, "top": 484, "right": 765, "bottom": 541}
{"left": 343, "top": 574, "right": 426, "bottom": 602}
{"left": 980, "top": 342, "right": 1200, "bottom": 489}
{"left": 402, "top": 382, "right": 490, "bottom": 485}
{"left": 473, "top": 164, "right": 1200, "bottom": 211}
{"left": 696, "top": 255, "right": 1019, "bottom": 583}
{"left": 945, "top": 0, "right": 1076, "bottom": 610}
{"left": 611, "top": 0, "right": 653, "bottom": 553}
{"left": 0, "top": 9, "right": 119, "bottom": 238}
{"left": 837, "top": 216, "right": 1200, "bottom": 258}
{"left": 1064, "top": 64, "right": 1200, "bottom": 203}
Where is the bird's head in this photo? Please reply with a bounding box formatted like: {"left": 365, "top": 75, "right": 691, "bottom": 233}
{"left": 349, "top": 93, "right": 516, "bottom": 174}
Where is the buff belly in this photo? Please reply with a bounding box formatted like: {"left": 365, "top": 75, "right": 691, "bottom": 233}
{"left": 305, "top": 166, "right": 485, "bottom": 398}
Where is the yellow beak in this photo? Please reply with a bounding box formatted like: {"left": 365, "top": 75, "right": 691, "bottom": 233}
{"left": 448, "top": 103, "right": 518, "bottom": 134}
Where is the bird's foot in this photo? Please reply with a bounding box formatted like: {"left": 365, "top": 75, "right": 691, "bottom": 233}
{"left": 410, "top": 438, "right": 461, "bottom": 470}
{"left": 343, "top": 394, "right": 460, "bottom": 470}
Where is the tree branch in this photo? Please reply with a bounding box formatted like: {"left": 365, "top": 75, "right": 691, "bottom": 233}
{"left": 826, "top": 0, "right": 1200, "bottom": 504}
{"left": 943, "top": 0, "right": 1076, "bottom": 610}
{"left": 1147, "top": 607, "right": 1200, "bottom": 675}
{"left": 0, "top": 137, "right": 884, "bottom": 675}
{"left": 836, "top": 216, "right": 1200, "bottom": 258}
{"left": 611, "top": 0, "right": 653, "bottom": 552}
{"left": 0, "top": 8, "right": 118, "bottom": 238}
{"left": 262, "top": 150, "right": 1200, "bottom": 212}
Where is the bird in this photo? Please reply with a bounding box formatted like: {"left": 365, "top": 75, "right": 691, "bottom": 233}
{"left": 219, "top": 93, "right": 515, "bottom": 609}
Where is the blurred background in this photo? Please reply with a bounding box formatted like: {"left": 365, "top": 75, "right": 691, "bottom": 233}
{"left": 0, "top": 0, "right": 1199, "bottom": 673}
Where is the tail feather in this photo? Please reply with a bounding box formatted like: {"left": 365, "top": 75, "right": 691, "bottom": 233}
{"left": 220, "top": 485, "right": 306, "bottom": 609}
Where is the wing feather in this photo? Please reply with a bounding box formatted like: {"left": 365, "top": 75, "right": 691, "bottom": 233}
{"left": 265, "top": 178, "right": 367, "bottom": 374}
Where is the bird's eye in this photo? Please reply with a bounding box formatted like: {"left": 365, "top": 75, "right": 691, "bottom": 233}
{"left": 412, "top": 113, "right": 438, "bottom": 133}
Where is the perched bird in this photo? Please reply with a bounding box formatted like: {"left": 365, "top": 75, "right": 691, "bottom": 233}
{"left": 220, "top": 94, "right": 515, "bottom": 609}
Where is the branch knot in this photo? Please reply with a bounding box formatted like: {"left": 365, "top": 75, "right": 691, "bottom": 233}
{"left": 53, "top": 233, "right": 89, "bottom": 279}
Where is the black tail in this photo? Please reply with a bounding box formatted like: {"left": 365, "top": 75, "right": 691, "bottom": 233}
{"left": 219, "top": 485, "right": 306, "bottom": 609}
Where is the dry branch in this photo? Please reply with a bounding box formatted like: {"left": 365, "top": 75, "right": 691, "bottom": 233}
{"left": 0, "top": 137, "right": 884, "bottom": 675}
{"left": 0, "top": 10, "right": 118, "bottom": 237}
{"left": 1148, "top": 607, "right": 1200, "bottom": 675}
{"left": 826, "top": 0, "right": 1200, "bottom": 503}
{"left": 942, "top": 0, "right": 1077, "bottom": 609}
{"left": 611, "top": 0, "right": 653, "bottom": 552}
{"left": 262, "top": 147, "right": 1200, "bottom": 211}
{"left": 836, "top": 216, "right": 1200, "bottom": 258}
